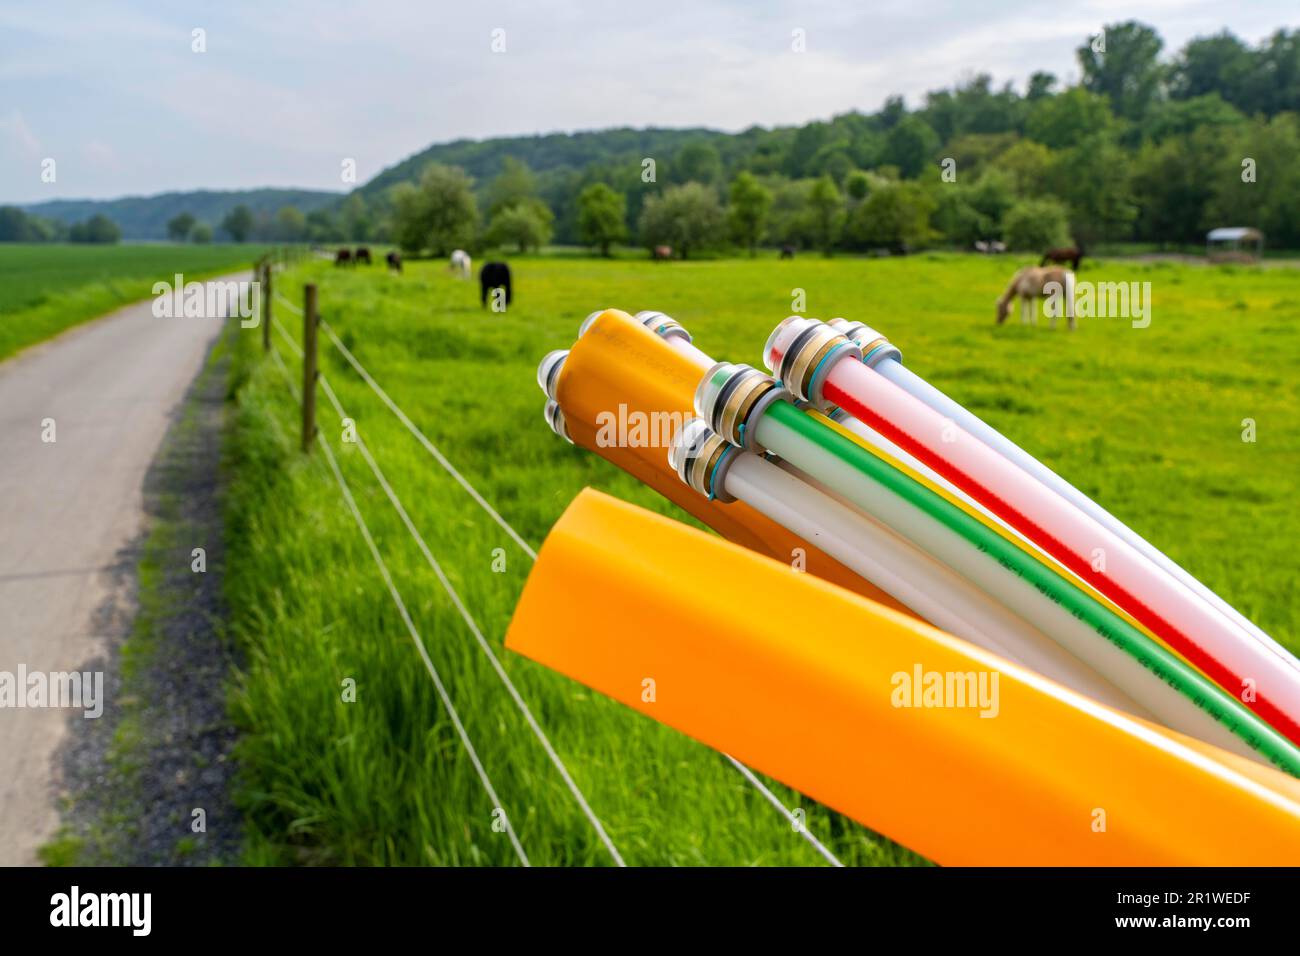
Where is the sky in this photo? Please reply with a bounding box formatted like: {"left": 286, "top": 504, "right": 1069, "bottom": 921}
{"left": 1, "top": 0, "right": 1296, "bottom": 203}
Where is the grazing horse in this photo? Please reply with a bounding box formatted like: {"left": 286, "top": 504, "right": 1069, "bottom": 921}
{"left": 779, "top": 244, "right": 796, "bottom": 260}
{"left": 385, "top": 250, "right": 402, "bottom": 273}
{"left": 479, "top": 261, "right": 512, "bottom": 309}
{"left": 996, "top": 266, "right": 1076, "bottom": 329}
{"left": 334, "top": 248, "right": 353, "bottom": 267}
{"left": 354, "top": 247, "right": 372, "bottom": 265}
{"left": 652, "top": 245, "right": 673, "bottom": 261}
{"left": 449, "top": 249, "right": 471, "bottom": 278}
{"left": 1040, "top": 244, "right": 1084, "bottom": 271}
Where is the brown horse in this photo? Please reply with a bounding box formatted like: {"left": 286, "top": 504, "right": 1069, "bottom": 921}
{"left": 996, "top": 266, "right": 1076, "bottom": 329}
{"left": 1040, "top": 244, "right": 1084, "bottom": 271}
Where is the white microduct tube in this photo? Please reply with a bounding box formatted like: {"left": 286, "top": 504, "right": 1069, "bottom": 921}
{"left": 668, "top": 422, "right": 1151, "bottom": 717}
{"left": 736, "top": 396, "right": 1259, "bottom": 761}
{"left": 765, "top": 316, "right": 1300, "bottom": 745}
{"left": 868, "top": 346, "right": 1300, "bottom": 678}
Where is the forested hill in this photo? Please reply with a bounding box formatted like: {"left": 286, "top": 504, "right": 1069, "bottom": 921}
{"left": 357, "top": 127, "right": 729, "bottom": 197}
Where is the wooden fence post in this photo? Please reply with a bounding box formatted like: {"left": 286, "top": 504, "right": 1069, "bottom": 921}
{"left": 262, "top": 260, "right": 273, "bottom": 352}
{"left": 302, "top": 283, "right": 319, "bottom": 453}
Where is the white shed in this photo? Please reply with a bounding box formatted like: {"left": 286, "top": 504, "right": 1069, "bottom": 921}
{"left": 1206, "top": 227, "right": 1264, "bottom": 263}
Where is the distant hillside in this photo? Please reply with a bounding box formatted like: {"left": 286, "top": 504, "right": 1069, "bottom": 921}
{"left": 21, "top": 188, "right": 343, "bottom": 240}
{"left": 356, "top": 127, "right": 730, "bottom": 198}
{"left": 354, "top": 125, "right": 771, "bottom": 243}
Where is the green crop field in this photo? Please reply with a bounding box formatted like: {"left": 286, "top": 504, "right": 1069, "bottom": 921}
{"left": 224, "top": 252, "right": 1300, "bottom": 866}
{"left": 0, "top": 243, "right": 269, "bottom": 361}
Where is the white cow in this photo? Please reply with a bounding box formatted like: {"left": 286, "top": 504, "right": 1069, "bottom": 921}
{"left": 449, "top": 249, "right": 471, "bottom": 279}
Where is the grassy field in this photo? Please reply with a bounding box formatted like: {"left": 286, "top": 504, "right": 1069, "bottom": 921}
{"left": 224, "top": 251, "right": 1300, "bottom": 866}
{"left": 0, "top": 243, "right": 269, "bottom": 361}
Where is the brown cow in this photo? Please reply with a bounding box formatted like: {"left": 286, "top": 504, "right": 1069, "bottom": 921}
{"left": 335, "top": 248, "right": 353, "bottom": 267}
{"left": 652, "top": 245, "right": 673, "bottom": 261}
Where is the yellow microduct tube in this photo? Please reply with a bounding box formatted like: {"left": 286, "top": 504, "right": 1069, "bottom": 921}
{"left": 505, "top": 488, "right": 1300, "bottom": 865}
{"left": 556, "top": 309, "right": 912, "bottom": 615}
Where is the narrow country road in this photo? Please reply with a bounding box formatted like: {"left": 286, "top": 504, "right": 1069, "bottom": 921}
{"left": 0, "top": 276, "right": 248, "bottom": 865}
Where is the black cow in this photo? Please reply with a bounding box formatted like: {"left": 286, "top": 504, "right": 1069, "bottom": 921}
{"left": 335, "top": 248, "right": 352, "bottom": 267}
{"left": 354, "top": 246, "right": 372, "bottom": 265}
{"left": 385, "top": 250, "right": 402, "bottom": 273}
{"left": 779, "top": 244, "right": 796, "bottom": 259}
{"left": 479, "top": 261, "right": 512, "bottom": 309}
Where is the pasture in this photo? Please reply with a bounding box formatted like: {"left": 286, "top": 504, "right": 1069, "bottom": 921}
{"left": 0, "top": 243, "right": 268, "bottom": 361}
{"left": 226, "top": 251, "right": 1300, "bottom": 865}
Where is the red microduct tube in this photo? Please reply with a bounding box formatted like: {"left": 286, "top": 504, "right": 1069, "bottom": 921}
{"left": 764, "top": 316, "right": 1300, "bottom": 746}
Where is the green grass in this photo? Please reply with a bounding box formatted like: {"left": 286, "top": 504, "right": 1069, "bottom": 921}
{"left": 0, "top": 243, "right": 269, "bottom": 361}
{"left": 223, "top": 251, "right": 1300, "bottom": 866}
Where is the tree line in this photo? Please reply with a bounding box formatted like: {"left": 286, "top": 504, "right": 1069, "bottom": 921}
{"left": 0, "top": 208, "right": 122, "bottom": 244}
{"left": 0, "top": 202, "right": 341, "bottom": 246}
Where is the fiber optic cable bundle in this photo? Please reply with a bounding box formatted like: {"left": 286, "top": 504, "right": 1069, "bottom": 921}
{"left": 519, "top": 306, "right": 1300, "bottom": 863}
{"left": 763, "top": 315, "right": 1300, "bottom": 746}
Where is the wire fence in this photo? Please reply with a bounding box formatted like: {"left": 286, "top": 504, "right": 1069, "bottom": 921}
{"left": 256, "top": 257, "right": 843, "bottom": 867}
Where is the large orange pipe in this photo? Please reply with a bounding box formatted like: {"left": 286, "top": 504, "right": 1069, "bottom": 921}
{"left": 557, "top": 309, "right": 911, "bottom": 614}
{"left": 505, "top": 488, "right": 1300, "bottom": 865}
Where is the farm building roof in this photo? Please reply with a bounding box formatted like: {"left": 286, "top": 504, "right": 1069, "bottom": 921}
{"left": 1207, "top": 227, "right": 1263, "bottom": 241}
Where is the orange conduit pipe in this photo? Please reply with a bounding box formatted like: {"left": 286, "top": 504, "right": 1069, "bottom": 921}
{"left": 554, "top": 308, "right": 912, "bottom": 615}
{"left": 505, "top": 488, "right": 1300, "bottom": 865}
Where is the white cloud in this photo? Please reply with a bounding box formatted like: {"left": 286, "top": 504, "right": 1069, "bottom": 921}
{"left": 0, "top": 110, "right": 41, "bottom": 156}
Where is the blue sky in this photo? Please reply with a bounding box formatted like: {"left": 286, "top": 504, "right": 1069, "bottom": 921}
{"left": 1, "top": 0, "right": 1296, "bottom": 203}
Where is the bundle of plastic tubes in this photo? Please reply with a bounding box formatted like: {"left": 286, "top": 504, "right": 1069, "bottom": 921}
{"left": 521, "top": 305, "right": 1300, "bottom": 861}
{"left": 757, "top": 316, "right": 1300, "bottom": 746}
